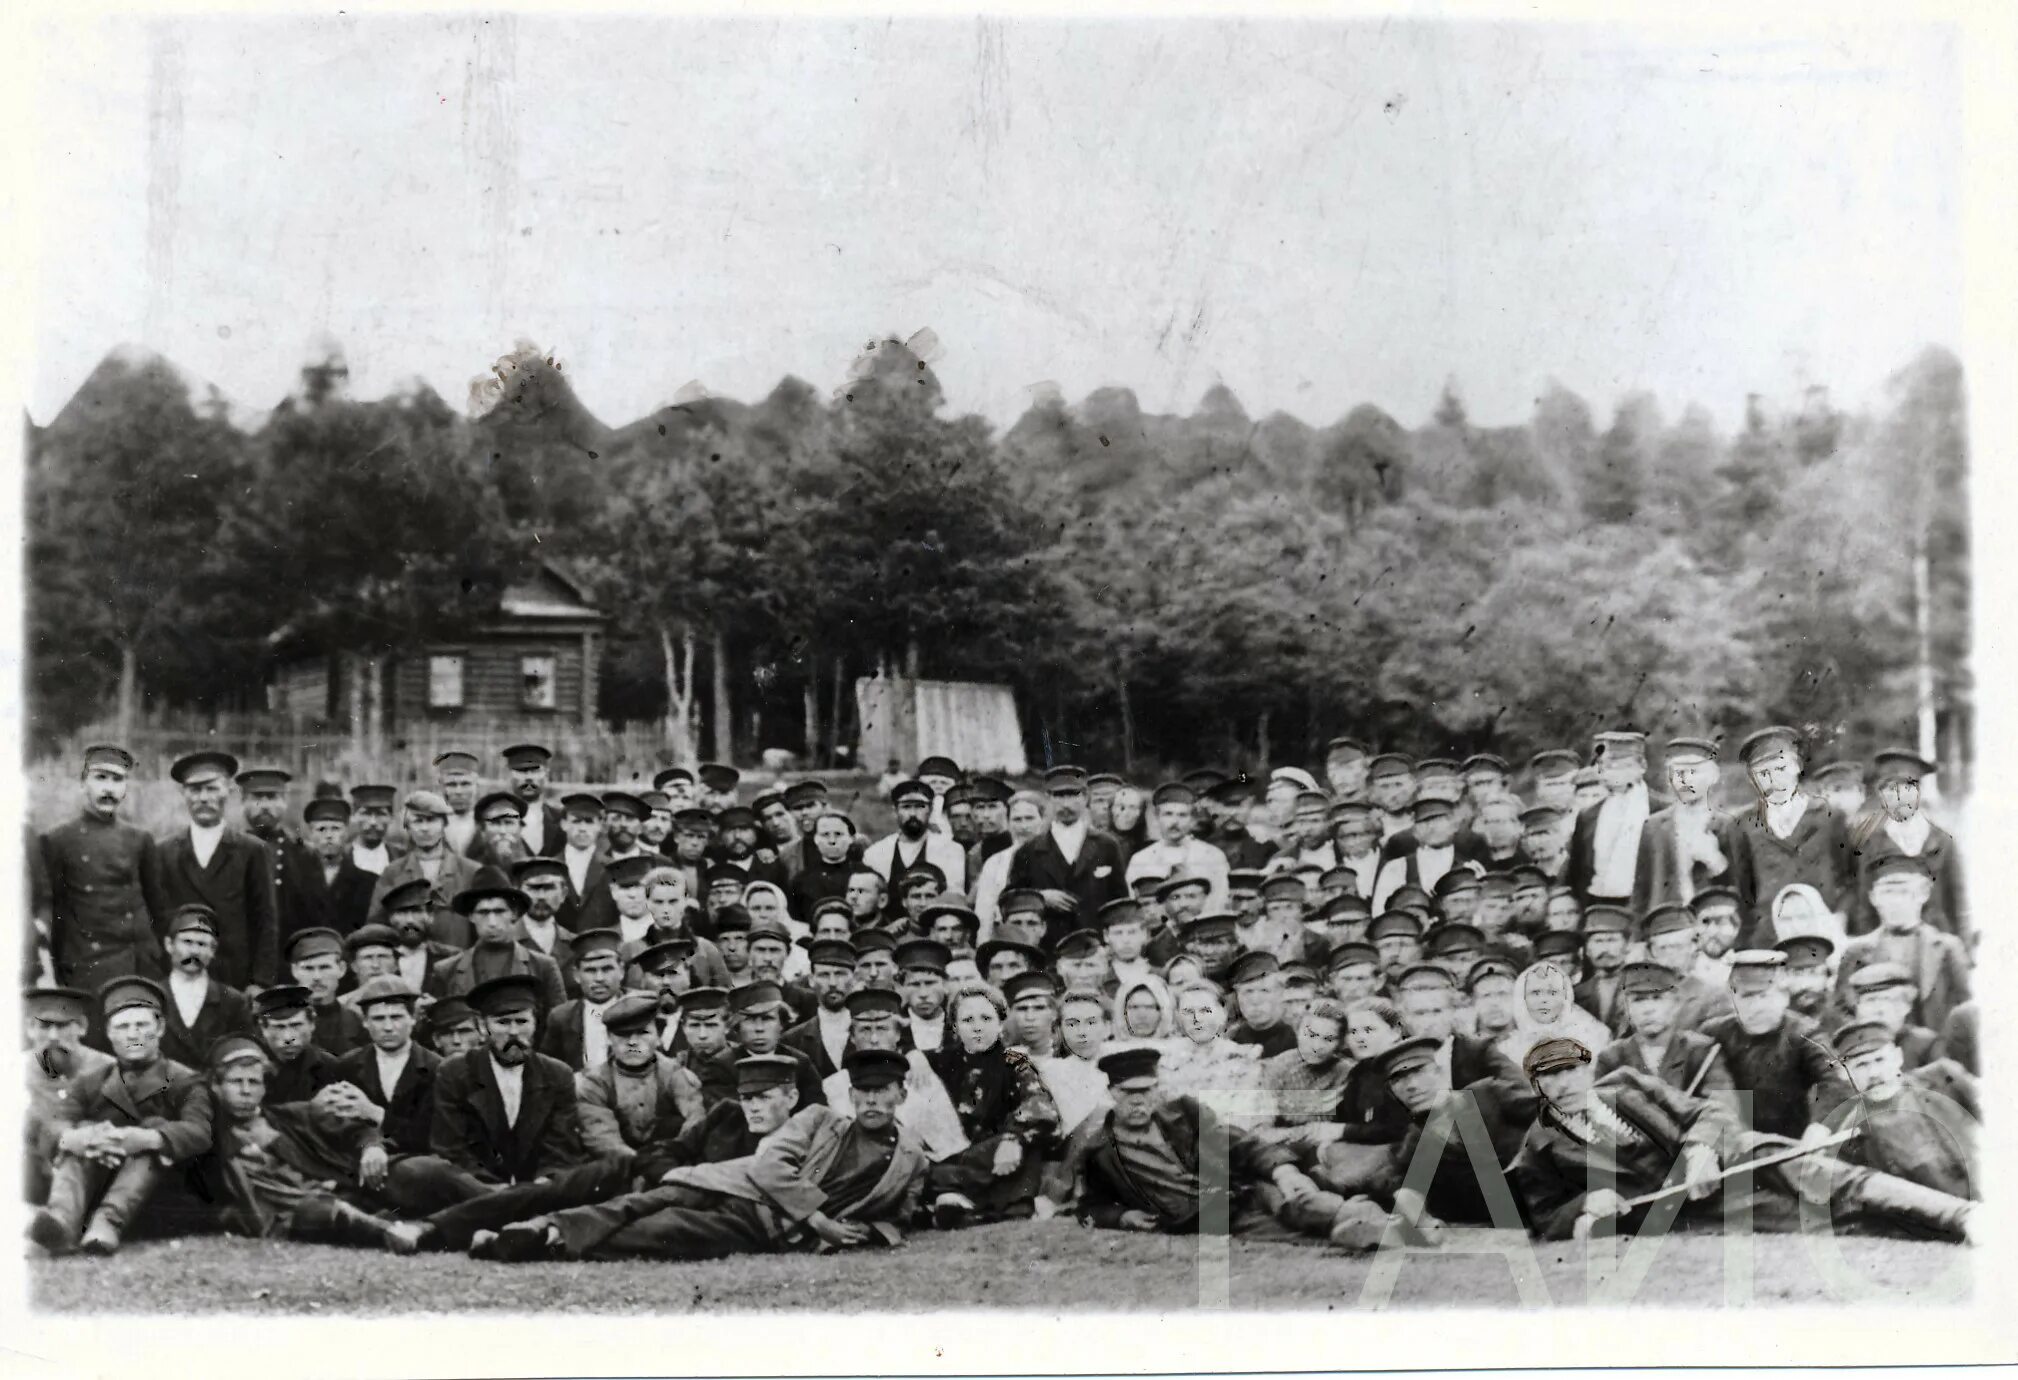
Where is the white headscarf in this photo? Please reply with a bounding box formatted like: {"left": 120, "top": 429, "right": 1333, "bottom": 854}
{"left": 1498, "top": 960, "right": 1612, "bottom": 1068}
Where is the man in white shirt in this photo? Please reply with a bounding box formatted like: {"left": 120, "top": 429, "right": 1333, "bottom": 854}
{"left": 862, "top": 779, "right": 968, "bottom": 895}
{"left": 348, "top": 785, "right": 400, "bottom": 875}
{"left": 1366, "top": 755, "right": 1418, "bottom": 842}
{"left": 539, "top": 929, "right": 627, "bottom": 1072}
{"left": 154, "top": 903, "right": 258, "bottom": 1069}
{"left": 436, "top": 751, "right": 483, "bottom": 856}
{"left": 895, "top": 937, "right": 950, "bottom": 1052}
{"left": 1373, "top": 799, "right": 1467, "bottom": 911}
{"left": 1568, "top": 730, "right": 1652, "bottom": 905}
{"left": 783, "top": 938, "right": 858, "bottom": 1078}
{"left": 1125, "top": 782, "right": 1229, "bottom": 911}
{"left": 1327, "top": 802, "right": 1386, "bottom": 900}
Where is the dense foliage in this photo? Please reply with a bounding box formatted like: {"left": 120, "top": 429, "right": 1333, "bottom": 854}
{"left": 26, "top": 339, "right": 1970, "bottom": 771}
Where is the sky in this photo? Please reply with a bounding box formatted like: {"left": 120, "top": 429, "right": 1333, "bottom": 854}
{"left": 22, "top": 14, "right": 1963, "bottom": 433}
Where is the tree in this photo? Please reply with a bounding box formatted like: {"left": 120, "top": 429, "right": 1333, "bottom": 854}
{"left": 1585, "top": 393, "right": 1658, "bottom": 524}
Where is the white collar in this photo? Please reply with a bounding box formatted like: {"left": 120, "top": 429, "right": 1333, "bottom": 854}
{"left": 190, "top": 821, "right": 224, "bottom": 844}
{"left": 168, "top": 970, "right": 208, "bottom": 992}
{"left": 489, "top": 1054, "right": 524, "bottom": 1085}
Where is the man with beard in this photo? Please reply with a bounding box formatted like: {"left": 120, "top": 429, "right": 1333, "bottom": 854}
{"left": 1366, "top": 755, "right": 1417, "bottom": 844}
{"left": 1773, "top": 935, "right": 1851, "bottom": 1030}
{"left": 237, "top": 766, "right": 320, "bottom": 942}
{"left": 706, "top": 807, "right": 792, "bottom": 897}
{"left": 285, "top": 928, "right": 369, "bottom": 1058}
{"left": 426, "top": 873, "right": 567, "bottom": 1014}
{"left": 638, "top": 790, "right": 676, "bottom": 856}
{"left": 467, "top": 791, "right": 532, "bottom": 872}
{"left": 379, "top": 880, "right": 454, "bottom": 996}
{"left": 153, "top": 752, "right": 281, "bottom": 992}
{"left": 865, "top": 780, "right": 969, "bottom": 896}
{"left": 155, "top": 904, "right": 257, "bottom": 1069}
{"left": 40, "top": 744, "right": 168, "bottom": 992}
{"left": 1631, "top": 737, "right": 1738, "bottom": 916}
{"left": 511, "top": 857, "right": 578, "bottom": 981}
{"left": 1197, "top": 776, "right": 1275, "bottom": 870}
{"left": 1698, "top": 951, "right": 1846, "bottom": 1141}
{"left": 367, "top": 791, "right": 482, "bottom": 949}
{"left": 345, "top": 784, "right": 402, "bottom": 876}
{"left": 1006, "top": 766, "right": 1130, "bottom": 944}
{"left": 1567, "top": 731, "right": 1653, "bottom": 908}
{"left": 330, "top": 975, "right": 441, "bottom": 1160}
{"left": 435, "top": 751, "right": 483, "bottom": 856}
{"left": 540, "top": 930, "right": 632, "bottom": 1072}
{"left": 1509, "top": 1035, "right": 1973, "bottom": 1242}
{"left": 29, "top": 977, "right": 215, "bottom": 1255}
{"left": 383, "top": 973, "right": 584, "bottom": 1212}
{"left": 602, "top": 792, "right": 656, "bottom": 864}
{"left": 503, "top": 744, "right": 566, "bottom": 858}
{"left": 285, "top": 796, "right": 377, "bottom": 938}
{"left": 698, "top": 763, "right": 741, "bottom": 813}
{"left": 1850, "top": 749, "right": 1968, "bottom": 943}
{"left": 790, "top": 812, "right": 861, "bottom": 921}
{"left": 1572, "top": 905, "right": 1634, "bottom": 1034}
{"left": 1688, "top": 886, "right": 1745, "bottom": 989}
{"left": 745, "top": 921, "right": 817, "bottom": 1022}
{"left": 25, "top": 986, "right": 113, "bottom": 1204}
{"left": 783, "top": 939, "right": 860, "bottom": 1079}
{"left": 1125, "top": 784, "right": 1229, "bottom": 908}
{"left": 252, "top": 984, "right": 343, "bottom": 1104}
{"left": 1728, "top": 726, "right": 1857, "bottom": 941}
{"left": 1833, "top": 854, "right": 1971, "bottom": 1036}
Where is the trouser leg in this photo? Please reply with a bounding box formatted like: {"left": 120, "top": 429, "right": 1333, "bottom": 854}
{"left": 31, "top": 1155, "right": 110, "bottom": 1248}
{"left": 1313, "top": 1141, "right": 1404, "bottom": 1199}
{"left": 85, "top": 1155, "right": 163, "bottom": 1241}
{"left": 924, "top": 1135, "right": 1043, "bottom": 1221}
{"left": 1816, "top": 1162, "right": 1974, "bottom": 1240}
{"left": 380, "top": 1155, "right": 494, "bottom": 1214}
{"left": 425, "top": 1155, "right": 635, "bottom": 1251}
{"left": 550, "top": 1183, "right": 721, "bottom": 1259}
{"left": 291, "top": 1195, "right": 397, "bottom": 1249}
{"left": 587, "top": 1198, "right": 773, "bottom": 1261}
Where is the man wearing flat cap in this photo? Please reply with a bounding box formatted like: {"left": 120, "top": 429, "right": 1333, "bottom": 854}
{"left": 1632, "top": 736, "right": 1740, "bottom": 915}
{"left": 782, "top": 938, "right": 862, "bottom": 1079}
{"left": 479, "top": 1047, "right": 929, "bottom": 1262}
{"left": 430, "top": 750, "right": 483, "bottom": 855}
{"left": 1073, "top": 1046, "right": 1357, "bottom": 1244}
{"left": 1726, "top": 725, "right": 1857, "bottom": 932}
{"left": 155, "top": 904, "right": 258, "bottom": 1069}
{"left": 39, "top": 743, "right": 170, "bottom": 993}
{"left": 29, "top": 977, "right": 216, "bottom": 1255}
{"left": 24, "top": 986, "right": 113, "bottom": 1203}
{"left": 538, "top": 928, "right": 631, "bottom": 1072}
{"left": 1125, "top": 782, "right": 1230, "bottom": 912}
{"left": 573, "top": 992, "right": 707, "bottom": 1174}
{"left": 1833, "top": 851, "right": 1971, "bottom": 1036}
{"left": 1006, "top": 766, "right": 1131, "bottom": 944}
{"left": 466, "top": 790, "right": 533, "bottom": 872}
{"left": 1696, "top": 951, "right": 1847, "bottom": 1142}
{"left": 1565, "top": 730, "right": 1653, "bottom": 908}
{"left": 367, "top": 789, "right": 484, "bottom": 948}
{"left": 1592, "top": 961, "right": 1737, "bottom": 1108}
{"left": 152, "top": 751, "right": 281, "bottom": 991}
{"left": 1829, "top": 1019, "right": 1979, "bottom": 1205}
{"left": 328, "top": 976, "right": 441, "bottom": 1161}
{"left": 1508, "top": 1034, "right": 1974, "bottom": 1242}
{"left": 284, "top": 927, "right": 369, "bottom": 1058}
{"left": 251, "top": 984, "right": 342, "bottom": 1104}
{"left": 863, "top": 778, "right": 969, "bottom": 897}
{"left": 289, "top": 795, "right": 378, "bottom": 938}
{"left": 1372, "top": 797, "right": 1470, "bottom": 913}
{"left": 501, "top": 744, "right": 567, "bottom": 858}
{"left": 235, "top": 766, "right": 324, "bottom": 945}
{"left": 423, "top": 870, "right": 567, "bottom": 1015}
{"left": 1849, "top": 748, "right": 1968, "bottom": 945}
{"left": 389, "top": 973, "right": 584, "bottom": 1209}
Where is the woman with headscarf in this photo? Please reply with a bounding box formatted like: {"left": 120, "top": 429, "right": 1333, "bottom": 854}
{"left": 1105, "top": 786, "right": 1151, "bottom": 868}
{"left": 1769, "top": 882, "right": 1846, "bottom": 952}
{"left": 923, "top": 980, "right": 1062, "bottom": 1228}
{"left": 1111, "top": 977, "right": 1177, "bottom": 1044}
{"left": 743, "top": 880, "right": 810, "bottom": 980}
{"left": 1498, "top": 959, "right": 1612, "bottom": 1069}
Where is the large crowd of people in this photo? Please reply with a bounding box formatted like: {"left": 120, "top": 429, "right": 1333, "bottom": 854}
{"left": 23, "top": 729, "right": 1979, "bottom": 1269}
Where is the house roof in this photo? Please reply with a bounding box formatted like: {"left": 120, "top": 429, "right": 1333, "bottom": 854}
{"left": 498, "top": 561, "right": 606, "bottom": 622}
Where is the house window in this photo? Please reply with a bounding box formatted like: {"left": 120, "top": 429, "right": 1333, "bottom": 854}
{"left": 521, "top": 654, "right": 558, "bottom": 710}
{"left": 428, "top": 654, "right": 465, "bottom": 709}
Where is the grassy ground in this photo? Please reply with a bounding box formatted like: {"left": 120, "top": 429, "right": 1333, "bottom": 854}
{"left": 30, "top": 1219, "right": 1968, "bottom": 1314}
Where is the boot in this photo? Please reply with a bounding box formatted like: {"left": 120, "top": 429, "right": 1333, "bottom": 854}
{"left": 291, "top": 1196, "right": 397, "bottom": 1250}
{"left": 1845, "top": 1169, "right": 1974, "bottom": 1241}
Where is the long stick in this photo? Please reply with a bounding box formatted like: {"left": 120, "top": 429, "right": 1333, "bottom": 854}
{"left": 1620, "top": 1127, "right": 1862, "bottom": 1210}
{"left": 1681, "top": 1050, "right": 1716, "bottom": 1098}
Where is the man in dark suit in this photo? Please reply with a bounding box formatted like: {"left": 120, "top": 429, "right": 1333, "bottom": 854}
{"left": 1633, "top": 736, "right": 1740, "bottom": 916}
{"left": 286, "top": 796, "right": 379, "bottom": 939}
{"left": 383, "top": 974, "right": 582, "bottom": 1212}
{"left": 251, "top": 984, "right": 343, "bottom": 1104}
{"left": 153, "top": 904, "right": 258, "bottom": 1069}
{"left": 330, "top": 976, "right": 441, "bottom": 1159}
{"left": 1727, "top": 726, "right": 1857, "bottom": 944}
{"left": 236, "top": 766, "right": 322, "bottom": 944}
{"left": 1005, "top": 766, "right": 1130, "bottom": 949}
{"left": 781, "top": 938, "right": 860, "bottom": 1080}
{"left": 503, "top": 743, "right": 567, "bottom": 859}
{"left": 1572, "top": 905, "right": 1634, "bottom": 1034}
{"left": 1593, "top": 961, "right": 1737, "bottom": 1112}
{"left": 538, "top": 929, "right": 629, "bottom": 1072}
{"left": 1849, "top": 748, "right": 1969, "bottom": 944}
{"left": 425, "top": 872, "right": 568, "bottom": 1015}
{"left": 150, "top": 751, "right": 280, "bottom": 992}
{"left": 1393, "top": 964, "right": 1536, "bottom": 1122}
{"left": 39, "top": 743, "right": 170, "bottom": 993}
{"left": 367, "top": 792, "right": 484, "bottom": 949}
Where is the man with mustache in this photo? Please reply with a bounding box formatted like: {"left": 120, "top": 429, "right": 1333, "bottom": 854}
{"left": 24, "top": 986, "right": 112, "bottom": 1205}
{"left": 382, "top": 879, "right": 459, "bottom": 998}
{"left": 39, "top": 744, "right": 170, "bottom": 993}
{"left": 289, "top": 796, "right": 378, "bottom": 938}
{"left": 152, "top": 751, "right": 281, "bottom": 993}
{"left": 422, "top": 872, "right": 567, "bottom": 1016}
{"left": 865, "top": 780, "right": 970, "bottom": 897}
{"left": 154, "top": 904, "right": 258, "bottom": 1070}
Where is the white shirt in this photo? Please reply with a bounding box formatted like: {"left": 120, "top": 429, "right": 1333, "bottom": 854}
{"left": 564, "top": 845, "right": 597, "bottom": 897}
{"left": 491, "top": 1055, "right": 525, "bottom": 1127}
{"left": 583, "top": 997, "right": 617, "bottom": 1071}
{"left": 189, "top": 823, "right": 224, "bottom": 869}
{"left": 1050, "top": 818, "right": 1089, "bottom": 867}
{"left": 658, "top": 1010, "right": 683, "bottom": 1054}
{"left": 374, "top": 1043, "right": 413, "bottom": 1095}
{"left": 397, "top": 946, "right": 430, "bottom": 991}
{"left": 1884, "top": 813, "right": 1932, "bottom": 856}
{"left": 1126, "top": 838, "right": 1231, "bottom": 912}
{"left": 1373, "top": 845, "right": 1457, "bottom": 911}
{"left": 618, "top": 913, "right": 654, "bottom": 947}
{"left": 908, "top": 1012, "right": 943, "bottom": 1052}
{"left": 521, "top": 805, "right": 548, "bottom": 855}
{"left": 445, "top": 812, "right": 477, "bottom": 855}
{"left": 1764, "top": 794, "right": 1809, "bottom": 840}
{"left": 520, "top": 917, "right": 559, "bottom": 957}
{"left": 352, "top": 842, "right": 390, "bottom": 875}
{"left": 416, "top": 850, "right": 443, "bottom": 882}
{"left": 168, "top": 971, "right": 209, "bottom": 1028}
{"left": 1590, "top": 784, "right": 1650, "bottom": 899}
{"left": 817, "top": 1007, "right": 852, "bottom": 1067}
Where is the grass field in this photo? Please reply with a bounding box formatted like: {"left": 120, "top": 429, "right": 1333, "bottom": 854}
{"left": 29, "top": 1219, "right": 1969, "bottom": 1314}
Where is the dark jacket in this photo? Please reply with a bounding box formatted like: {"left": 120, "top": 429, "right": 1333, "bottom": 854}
{"left": 332, "top": 1042, "right": 442, "bottom": 1156}
{"left": 1593, "top": 1029, "right": 1737, "bottom": 1110}
{"left": 151, "top": 827, "right": 281, "bottom": 989}
{"left": 1847, "top": 817, "right": 1967, "bottom": 943}
{"left": 1833, "top": 927, "right": 1971, "bottom": 1037}
{"left": 53, "top": 1056, "right": 215, "bottom": 1166}
{"left": 1004, "top": 827, "right": 1131, "bottom": 945}
{"left": 424, "top": 943, "right": 568, "bottom": 1015}
{"left": 427, "top": 1048, "right": 582, "bottom": 1186}
{"left": 279, "top": 847, "right": 378, "bottom": 941}
{"left": 157, "top": 980, "right": 258, "bottom": 1070}
{"left": 1631, "top": 805, "right": 1740, "bottom": 917}
{"left": 1075, "top": 1095, "right": 1293, "bottom": 1231}
{"left": 40, "top": 815, "right": 169, "bottom": 990}
{"left": 311, "top": 1001, "right": 369, "bottom": 1059}
{"left": 1507, "top": 1066, "right": 1745, "bottom": 1239}
{"left": 656, "top": 1097, "right": 764, "bottom": 1174}
{"left": 1697, "top": 1011, "right": 1847, "bottom": 1140}
{"left": 1833, "top": 1061, "right": 1978, "bottom": 1201}
{"left": 265, "top": 1045, "right": 343, "bottom": 1106}
{"left": 1728, "top": 799, "right": 1857, "bottom": 939}
{"left": 781, "top": 1010, "right": 856, "bottom": 1081}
